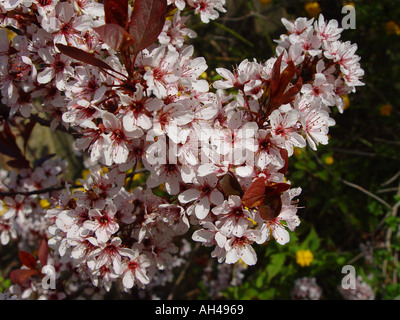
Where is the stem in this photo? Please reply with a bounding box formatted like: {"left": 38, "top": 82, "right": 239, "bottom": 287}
{"left": 0, "top": 183, "right": 80, "bottom": 197}
{"left": 213, "top": 21, "right": 254, "bottom": 48}
{"left": 0, "top": 102, "right": 80, "bottom": 136}
{"left": 310, "top": 150, "right": 392, "bottom": 209}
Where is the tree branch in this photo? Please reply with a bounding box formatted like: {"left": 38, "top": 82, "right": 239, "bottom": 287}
{"left": 0, "top": 184, "right": 80, "bottom": 197}
{"left": 0, "top": 101, "right": 80, "bottom": 136}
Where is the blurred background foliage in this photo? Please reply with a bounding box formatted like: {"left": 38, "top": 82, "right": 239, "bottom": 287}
{"left": 1, "top": 0, "right": 399, "bottom": 300}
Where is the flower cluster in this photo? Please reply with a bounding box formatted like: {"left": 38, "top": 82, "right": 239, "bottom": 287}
{"left": 337, "top": 275, "right": 375, "bottom": 300}
{"left": 46, "top": 166, "right": 193, "bottom": 292}
{"left": 0, "top": 0, "right": 364, "bottom": 297}
{"left": 0, "top": 156, "right": 67, "bottom": 247}
{"left": 291, "top": 277, "right": 323, "bottom": 300}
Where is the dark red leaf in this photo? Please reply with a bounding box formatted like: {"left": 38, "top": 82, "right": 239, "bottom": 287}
{"left": 19, "top": 251, "right": 37, "bottom": 270}
{"left": 277, "top": 148, "right": 289, "bottom": 174}
{"left": 242, "top": 177, "right": 266, "bottom": 208}
{"left": 219, "top": 172, "right": 244, "bottom": 198}
{"left": 269, "top": 60, "right": 297, "bottom": 110}
{"left": 281, "top": 76, "right": 303, "bottom": 105}
{"left": 275, "top": 60, "right": 296, "bottom": 96}
{"left": 6, "top": 158, "right": 30, "bottom": 169}
{"left": 128, "top": 0, "right": 167, "bottom": 55}
{"left": 9, "top": 269, "right": 41, "bottom": 285}
{"left": 266, "top": 56, "right": 302, "bottom": 113}
{"left": 0, "top": 122, "right": 20, "bottom": 158}
{"left": 38, "top": 237, "right": 49, "bottom": 267}
{"left": 56, "top": 44, "right": 116, "bottom": 73}
{"left": 94, "top": 24, "right": 135, "bottom": 52}
{"left": 265, "top": 183, "right": 291, "bottom": 197}
{"left": 104, "top": 0, "right": 129, "bottom": 29}
{"left": 269, "top": 53, "right": 284, "bottom": 97}
{"left": 0, "top": 141, "right": 21, "bottom": 159}
{"left": 22, "top": 119, "right": 36, "bottom": 152}
{"left": 259, "top": 195, "right": 282, "bottom": 221}
{"left": 0, "top": 121, "right": 30, "bottom": 168}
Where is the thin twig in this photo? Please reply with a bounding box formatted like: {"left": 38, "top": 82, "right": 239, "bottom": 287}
{"left": 0, "top": 184, "right": 80, "bottom": 197}
{"left": 340, "top": 179, "right": 392, "bottom": 210}
{"left": 0, "top": 102, "right": 79, "bottom": 136}
{"left": 381, "top": 170, "right": 400, "bottom": 187}
{"left": 377, "top": 187, "right": 400, "bottom": 194}
{"left": 310, "top": 150, "right": 392, "bottom": 209}
{"left": 167, "top": 242, "right": 201, "bottom": 300}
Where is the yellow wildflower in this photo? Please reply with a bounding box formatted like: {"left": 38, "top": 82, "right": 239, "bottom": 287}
{"left": 294, "top": 147, "right": 302, "bottom": 157}
{"left": 304, "top": 2, "right": 321, "bottom": 18}
{"left": 342, "top": 1, "right": 355, "bottom": 7}
{"left": 324, "top": 155, "right": 334, "bottom": 165}
{"left": 385, "top": 21, "right": 400, "bottom": 36}
{"left": 379, "top": 104, "right": 392, "bottom": 117}
{"left": 296, "top": 249, "right": 314, "bottom": 267}
{"left": 259, "top": 0, "right": 272, "bottom": 5}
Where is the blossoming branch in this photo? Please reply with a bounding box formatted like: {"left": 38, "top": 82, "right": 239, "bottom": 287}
{"left": 0, "top": 0, "right": 364, "bottom": 298}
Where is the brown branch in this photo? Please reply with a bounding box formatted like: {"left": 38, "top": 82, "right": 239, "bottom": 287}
{"left": 310, "top": 150, "right": 392, "bottom": 210}
{"left": 0, "top": 184, "right": 81, "bottom": 197}
{"left": 0, "top": 101, "right": 80, "bottom": 136}
{"left": 167, "top": 242, "right": 201, "bottom": 300}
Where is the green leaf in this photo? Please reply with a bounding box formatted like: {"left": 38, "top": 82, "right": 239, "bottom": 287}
{"left": 255, "top": 271, "right": 267, "bottom": 289}
{"left": 300, "top": 227, "right": 320, "bottom": 251}
{"left": 266, "top": 253, "right": 286, "bottom": 282}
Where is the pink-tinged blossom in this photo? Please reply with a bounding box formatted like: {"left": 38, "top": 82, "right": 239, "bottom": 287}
{"left": 300, "top": 107, "right": 334, "bottom": 150}
{"left": 187, "top": 0, "right": 226, "bottom": 23}
{"left": 260, "top": 188, "right": 301, "bottom": 245}
{"left": 150, "top": 101, "right": 194, "bottom": 143}
{"left": 144, "top": 158, "right": 183, "bottom": 195}
{"left": 159, "top": 11, "right": 197, "bottom": 48}
{"left": 83, "top": 202, "right": 119, "bottom": 243}
{"left": 119, "top": 84, "right": 162, "bottom": 133}
{"left": 120, "top": 246, "right": 152, "bottom": 289}
{"left": 36, "top": 48, "right": 73, "bottom": 91}
{"left": 3, "top": 195, "right": 32, "bottom": 220}
{"left": 141, "top": 45, "right": 180, "bottom": 99}
{"left": 269, "top": 109, "right": 306, "bottom": 156}
{"left": 74, "top": 168, "right": 125, "bottom": 210}
{"left": 314, "top": 14, "right": 343, "bottom": 43}
{"left": 254, "top": 129, "right": 285, "bottom": 170}
{"left": 212, "top": 195, "right": 254, "bottom": 238}
{"left": 0, "top": 220, "right": 17, "bottom": 245}
{"left": 224, "top": 229, "right": 262, "bottom": 265}
{"left": 178, "top": 174, "right": 224, "bottom": 219}
{"left": 213, "top": 59, "right": 256, "bottom": 90}
{"left": 192, "top": 221, "right": 227, "bottom": 263}
{"left": 40, "top": 1, "right": 92, "bottom": 47}
{"left": 167, "top": 0, "right": 186, "bottom": 11}
{"left": 178, "top": 45, "right": 209, "bottom": 93}
{"left": 102, "top": 112, "right": 143, "bottom": 165}
{"left": 68, "top": 66, "right": 107, "bottom": 102}
{"left": 87, "top": 237, "right": 133, "bottom": 272}
{"left": 158, "top": 203, "right": 190, "bottom": 235}
{"left": 281, "top": 17, "right": 314, "bottom": 39}
{"left": 72, "top": 0, "right": 104, "bottom": 18}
